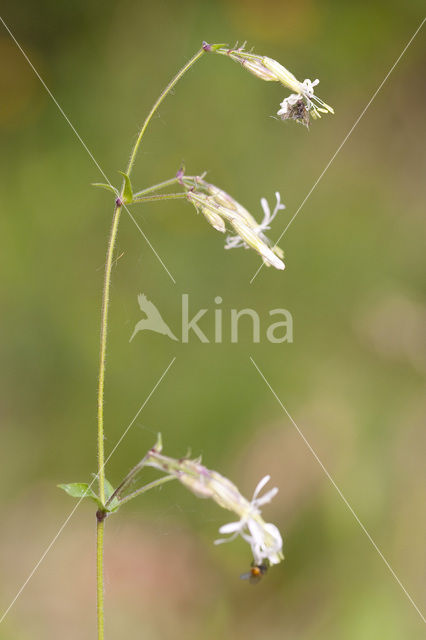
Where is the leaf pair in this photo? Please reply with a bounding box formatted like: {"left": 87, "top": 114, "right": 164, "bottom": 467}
{"left": 58, "top": 478, "right": 120, "bottom": 513}
{"left": 92, "top": 171, "right": 133, "bottom": 204}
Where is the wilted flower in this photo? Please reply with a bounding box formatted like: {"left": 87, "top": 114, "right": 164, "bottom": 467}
{"left": 145, "top": 442, "right": 284, "bottom": 568}
{"left": 262, "top": 58, "right": 334, "bottom": 120}
{"left": 210, "top": 44, "right": 334, "bottom": 124}
{"left": 277, "top": 94, "right": 310, "bottom": 128}
{"left": 185, "top": 180, "right": 285, "bottom": 270}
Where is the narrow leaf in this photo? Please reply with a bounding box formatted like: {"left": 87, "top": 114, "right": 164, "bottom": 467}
{"left": 104, "top": 478, "right": 115, "bottom": 501}
{"left": 92, "top": 183, "right": 119, "bottom": 196}
{"left": 203, "top": 42, "right": 228, "bottom": 52}
{"left": 154, "top": 432, "right": 163, "bottom": 452}
{"left": 103, "top": 478, "right": 120, "bottom": 512}
{"left": 58, "top": 483, "right": 99, "bottom": 504}
{"left": 118, "top": 171, "right": 133, "bottom": 204}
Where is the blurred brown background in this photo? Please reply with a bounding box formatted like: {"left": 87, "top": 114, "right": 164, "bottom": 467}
{"left": 0, "top": 1, "right": 425, "bottom": 638}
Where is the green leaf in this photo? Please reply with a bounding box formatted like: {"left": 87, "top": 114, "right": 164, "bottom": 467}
{"left": 104, "top": 478, "right": 120, "bottom": 512}
{"left": 153, "top": 432, "right": 163, "bottom": 452}
{"left": 58, "top": 482, "right": 100, "bottom": 506}
{"left": 104, "top": 478, "right": 114, "bottom": 501}
{"left": 92, "top": 182, "right": 119, "bottom": 196}
{"left": 209, "top": 43, "right": 228, "bottom": 51}
{"left": 118, "top": 171, "right": 133, "bottom": 204}
{"left": 203, "top": 42, "right": 228, "bottom": 52}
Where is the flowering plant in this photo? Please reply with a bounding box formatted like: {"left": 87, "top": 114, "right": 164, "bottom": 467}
{"left": 58, "top": 40, "right": 333, "bottom": 639}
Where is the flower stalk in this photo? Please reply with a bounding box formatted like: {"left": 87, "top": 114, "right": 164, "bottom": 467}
{"left": 125, "top": 47, "right": 206, "bottom": 177}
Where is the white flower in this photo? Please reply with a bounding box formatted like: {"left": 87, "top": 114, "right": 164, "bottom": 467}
{"left": 277, "top": 81, "right": 333, "bottom": 123}
{"left": 145, "top": 442, "right": 284, "bottom": 569}
{"left": 262, "top": 57, "right": 334, "bottom": 120}
{"left": 298, "top": 78, "right": 334, "bottom": 119}
{"left": 215, "top": 475, "right": 284, "bottom": 566}
{"left": 277, "top": 94, "right": 311, "bottom": 127}
{"left": 212, "top": 46, "right": 333, "bottom": 124}
{"left": 188, "top": 188, "right": 285, "bottom": 270}
{"left": 277, "top": 93, "right": 302, "bottom": 118}
{"left": 224, "top": 192, "right": 285, "bottom": 270}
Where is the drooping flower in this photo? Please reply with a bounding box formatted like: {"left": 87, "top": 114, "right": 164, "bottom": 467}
{"left": 184, "top": 179, "right": 285, "bottom": 270}
{"left": 144, "top": 441, "right": 284, "bottom": 568}
{"left": 262, "top": 58, "right": 334, "bottom": 120}
{"left": 277, "top": 94, "right": 310, "bottom": 128}
{"left": 214, "top": 475, "right": 284, "bottom": 566}
{"left": 224, "top": 191, "right": 285, "bottom": 253}
{"left": 208, "top": 44, "right": 334, "bottom": 125}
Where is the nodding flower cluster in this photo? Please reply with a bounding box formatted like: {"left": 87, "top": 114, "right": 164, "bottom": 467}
{"left": 178, "top": 171, "right": 285, "bottom": 270}
{"left": 207, "top": 42, "right": 334, "bottom": 127}
{"left": 145, "top": 436, "right": 284, "bottom": 568}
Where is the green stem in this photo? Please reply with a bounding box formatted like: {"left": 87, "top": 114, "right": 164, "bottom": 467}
{"left": 96, "top": 202, "right": 122, "bottom": 640}
{"left": 106, "top": 455, "right": 148, "bottom": 506}
{"left": 95, "top": 47, "right": 207, "bottom": 640}
{"left": 96, "top": 515, "right": 105, "bottom": 640}
{"left": 117, "top": 476, "right": 176, "bottom": 508}
{"left": 97, "top": 203, "right": 122, "bottom": 504}
{"left": 133, "top": 177, "right": 181, "bottom": 198}
{"left": 132, "top": 175, "right": 208, "bottom": 201}
{"left": 132, "top": 192, "right": 188, "bottom": 204}
{"left": 125, "top": 47, "right": 205, "bottom": 178}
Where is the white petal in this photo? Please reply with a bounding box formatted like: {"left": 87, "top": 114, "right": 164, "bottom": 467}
{"left": 264, "top": 522, "right": 283, "bottom": 549}
{"left": 218, "top": 521, "right": 243, "bottom": 535}
{"left": 274, "top": 192, "right": 285, "bottom": 213}
{"left": 224, "top": 234, "right": 244, "bottom": 250}
{"left": 252, "top": 475, "right": 271, "bottom": 500}
{"left": 240, "top": 531, "right": 255, "bottom": 545}
{"left": 247, "top": 519, "right": 266, "bottom": 546}
{"left": 263, "top": 246, "right": 285, "bottom": 270}
{"left": 251, "top": 547, "right": 263, "bottom": 566}
{"left": 255, "top": 486, "right": 278, "bottom": 507}
{"left": 214, "top": 529, "right": 241, "bottom": 545}
{"left": 260, "top": 197, "right": 270, "bottom": 223}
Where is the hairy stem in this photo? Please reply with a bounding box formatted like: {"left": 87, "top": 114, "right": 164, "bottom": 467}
{"left": 96, "top": 202, "right": 121, "bottom": 640}
{"left": 98, "top": 203, "right": 122, "bottom": 504}
{"left": 132, "top": 192, "right": 188, "bottom": 204}
{"left": 96, "top": 46, "right": 207, "bottom": 640}
{"left": 133, "top": 177, "right": 181, "bottom": 198}
{"left": 125, "top": 47, "right": 205, "bottom": 177}
{"left": 106, "top": 455, "right": 148, "bottom": 506}
{"left": 132, "top": 174, "right": 207, "bottom": 200}
{"left": 96, "top": 514, "right": 106, "bottom": 640}
{"left": 115, "top": 476, "right": 176, "bottom": 508}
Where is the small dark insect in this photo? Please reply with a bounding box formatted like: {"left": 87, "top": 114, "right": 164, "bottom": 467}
{"left": 240, "top": 563, "right": 268, "bottom": 585}
{"left": 280, "top": 98, "right": 310, "bottom": 129}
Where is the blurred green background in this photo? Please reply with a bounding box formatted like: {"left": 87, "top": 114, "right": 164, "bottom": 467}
{"left": 1, "top": 1, "right": 425, "bottom": 638}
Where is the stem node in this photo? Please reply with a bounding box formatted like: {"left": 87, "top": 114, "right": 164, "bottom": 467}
{"left": 96, "top": 509, "right": 107, "bottom": 522}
